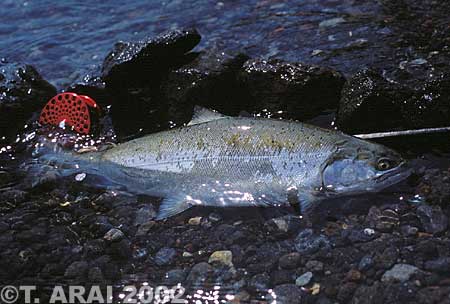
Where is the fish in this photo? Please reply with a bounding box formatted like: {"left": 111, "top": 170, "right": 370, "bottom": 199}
{"left": 31, "top": 106, "right": 411, "bottom": 219}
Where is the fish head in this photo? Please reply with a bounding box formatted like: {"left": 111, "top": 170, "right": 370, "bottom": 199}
{"left": 321, "top": 139, "right": 411, "bottom": 195}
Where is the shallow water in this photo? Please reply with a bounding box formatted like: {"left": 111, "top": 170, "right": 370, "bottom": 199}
{"left": 2, "top": 0, "right": 404, "bottom": 89}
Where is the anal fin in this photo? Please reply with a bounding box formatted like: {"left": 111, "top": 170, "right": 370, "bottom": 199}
{"left": 156, "top": 195, "right": 191, "bottom": 220}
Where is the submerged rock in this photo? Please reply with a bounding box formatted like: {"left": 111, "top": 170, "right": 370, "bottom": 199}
{"left": 0, "top": 63, "right": 56, "bottom": 141}
{"left": 416, "top": 205, "right": 448, "bottom": 234}
{"left": 294, "top": 229, "right": 332, "bottom": 254}
{"left": 381, "top": 264, "right": 419, "bottom": 283}
{"left": 295, "top": 271, "right": 313, "bottom": 287}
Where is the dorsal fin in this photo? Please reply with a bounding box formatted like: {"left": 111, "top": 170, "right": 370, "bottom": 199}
{"left": 187, "top": 106, "right": 227, "bottom": 126}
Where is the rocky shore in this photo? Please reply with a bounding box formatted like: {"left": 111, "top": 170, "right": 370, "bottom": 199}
{"left": 2, "top": 1, "right": 450, "bottom": 303}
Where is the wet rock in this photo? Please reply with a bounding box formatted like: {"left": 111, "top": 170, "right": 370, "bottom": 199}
{"left": 416, "top": 205, "right": 448, "bottom": 234}
{"left": 239, "top": 59, "right": 345, "bottom": 121}
{"left": 163, "top": 269, "right": 186, "bottom": 285}
{"left": 161, "top": 51, "right": 250, "bottom": 126}
{"left": 271, "top": 269, "right": 294, "bottom": 285}
{"left": 424, "top": 257, "right": 450, "bottom": 274}
{"left": 267, "top": 284, "right": 304, "bottom": 304}
{"left": 264, "top": 215, "right": 303, "bottom": 236}
{"left": 133, "top": 205, "right": 157, "bottom": 226}
{"left": 186, "top": 262, "right": 213, "bottom": 286}
{"left": 88, "top": 267, "right": 104, "bottom": 282}
{"left": 108, "top": 239, "right": 132, "bottom": 260}
{"left": 294, "top": 229, "right": 332, "bottom": 254}
{"left": 188, "top": 217, "right": 202, "bottom": 226}
{"left": 102, "top": 29, "right": 201, "bottom": 137}
{"left": 295, "top": 271, "right": 313, "bottom": 287}
{"left": 306, "top": 260, "right": 324, "bottom": 272}
{"left": 64, "top": 261, "right": 89, "bottom": 278}
{"left": 381, "top": 264, "right": 419, "bottom": 283}
{"left": 103, "top": 228, "right": 125, "bottom": 242}
{"left": 154, "top": 247, "right": 177, "bottom": 266}
{"left": 358, "top": 255, "right": 374, "bottom": 271}
{"left": 279, "top": 252, "right": 301, "bottom": 269}
{"left": 337, "top": 69, "right": 450, "bottom": 133}
{"left": 342, "top": 228, "right": 377, "bottom": 243}
{"left": 249, "top": 273, "right": 270, "bottom": 291}
{"left": 336, "top": 69, "right": 404, "bottom": 133}
{"left": 0, "top": 62, "right": 56, "bottom": 141}
{"left": 208, "top": 250, "right": 233, "bottom": 267}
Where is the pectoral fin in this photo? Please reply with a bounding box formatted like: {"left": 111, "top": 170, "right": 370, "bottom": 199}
{"left": 156, "top": 195, "right": 191, "bottom": 220}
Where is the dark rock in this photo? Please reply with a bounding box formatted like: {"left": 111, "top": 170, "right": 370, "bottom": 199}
{"left": 249, "top": 273, "right": 270, "bottom": 291}
{"left": 163, "top": 269, "right": 186, "bottom": 285}
{"left": 161, "top": 51, "right": 250, "bottom": 126}
{"left": 271, "top": 269, "right": 294, "bottom": 285}
{"left": 337, "top": 282, "right": 358, "bottom": 303}
{"left": 186, "top": 262, "right": 213, "bottom": 287}
{"left": 154, "top": 247, "right": 177, "bottom": 266}
{"left": 265, "top": 215, "right": 303, "bottom": 236}
{"left": 342, "top": 228, "right": 377, "bottom": 243}
{"left": 381, "top": 264, "right": 419, "bottom": 283}
{"left": 108, "top": 239, "right": 132, "bottom": 260}
{"left": 103, "top": 228, "right": 125, "bottom": 242}
{"left": 416, "top": 205, "right": 448, "bottom": 234}
{"left": 337, "top": 69, "right": 450, "bottom": 134}
{"left": 294, "top": 229, "right": 332, "bottom": 255}
{"left": 267, "top": 284, "right": 304, "bottom": 304}
{"left": 305, "top": 260, "right": 324, "bottom": 272}
{"left": 64, "top": 261, "right": 89, "bottom": 278}
{"left": 376, "top": 247, "right": 399, "bottom": 270}
{"left": 101, "top": 29, "right": 201, "bottom": 137}
{"left": 358, "top": 255, "right": 374, "bottom": 271}
{"left": 239, "top": 59, "right": 345, "bottom": 121}
{"left": 336, "top": 69, "right": 407, "bottom": 133}
{"left": 279, "top": 252, "right": 301, "bottom": 269}
{"left": 0, "top": 62, "right": 56, "bottom": 141}
{"left": 88, "top": 266, "right": 104, "bottom": 282}
{"left": 424, "top": 257, "right": 450, "bottom": 274}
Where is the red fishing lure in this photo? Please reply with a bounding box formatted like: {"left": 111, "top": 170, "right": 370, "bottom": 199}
{"left": 39, "top": 92, "right": 100, "bottom": 134}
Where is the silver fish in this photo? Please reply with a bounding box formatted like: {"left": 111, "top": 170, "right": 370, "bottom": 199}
{"left": 33, "top": 107, "right": 410, "bottom": 219}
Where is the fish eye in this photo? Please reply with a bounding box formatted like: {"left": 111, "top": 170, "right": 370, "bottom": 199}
{"left": 377, "top": 158, "right": 394, "bottom": 171}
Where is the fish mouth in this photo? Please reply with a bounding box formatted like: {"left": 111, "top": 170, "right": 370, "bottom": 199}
{"left": 374, "top": 161, "right": 412, "bottom": 187}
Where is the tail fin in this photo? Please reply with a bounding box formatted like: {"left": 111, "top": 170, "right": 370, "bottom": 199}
{"left": 20, "top": 142, "right": 100, "bottom": 189}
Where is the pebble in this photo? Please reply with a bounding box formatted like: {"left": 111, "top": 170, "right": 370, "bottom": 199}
{"left": 295, "top": 271, "right": 313, "bottom": 286}
{"left": 154, "top": 247, "right": 177, "bottom": 266}
{"left": 208, "top": 250, "right": 233, "bottom": 267}
{"left": 400, "top": 225, "right": 419, "bottom": 237}
{"left": 306, "top": 260, "right": 324, "bottom": 272}
{"left": 186, "top": 262, "right": 212, "bottom": 285}
{"left": 249, "top": 273, "right": 270, "bottom": 291}
{"left": 88, "top": 267, "right": 104, "bottom": 282}
{"left": 295, "top": 229, "right": 331, "bottom": 254}
{"left": 163, "top": 269, "right": 186, "bottom": 285}
{"left": 416, "top": 205, "right": 448, "bottom": 234}
{"left": 279, "top": 252, "right": 301, "bottom": 269}
{"left": 381, "top": 264, "right": 419, "bottom": 283}
{"left": 424, "top": 257, "right": 450, "bottom": 274}
{"left": 265, "top": 215, "right": 301, "bottom": 235}
{"left": 188, "top": 216, "right": 202, "bottom": 225}
{"left": 358, "top": 255, "right": 374, "bottom": 271}
{"left": 64, "top": 261, "right": 89, "bottom": 278}
{"left": 268, "top": 284, "right": 304, "bottom": 304}
{"left": 319, "top": 17, "right": 345, "bottom": 28}
{"left": 103, "top": 228, "right": 125, "bottom": 242}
